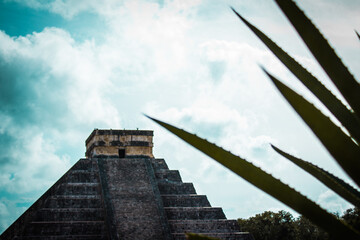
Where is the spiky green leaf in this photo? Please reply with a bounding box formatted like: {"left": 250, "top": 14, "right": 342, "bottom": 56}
{"left": 145, "top": 115, "right": 360, "bottom": 239}
{"left": 262, "top": 69, "right": 360, "bottom": 187}
{"left": 231, "top": 8, "right": 360, "bottom": 144}
{"left": 272, "top": 144, "right": 360, "bottom": 208}
{"left": 275, "top": 0, "right": 360, "bottom": 118}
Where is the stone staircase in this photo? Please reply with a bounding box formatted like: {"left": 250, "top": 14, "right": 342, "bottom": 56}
{"left": 2, "top": 157, "right": 253, "bottom": 240}
{"left": 151, "top": 158, "right": 252, "bottom": 240}
{"left": 11, "top": 159, "right": 109, "bottom": 240}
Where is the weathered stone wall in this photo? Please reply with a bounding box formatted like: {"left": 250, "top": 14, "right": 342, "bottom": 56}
{"left": 97, "top": 157, "right": 172, "bottom": 240}
{"left": 150, "top": 158, "right": 254, "bottom": 240}
{"left": 89, "top": 145, "right": 153, "bottom": 157}
{"left": 85, "top": 129, "right": 154, "bottom": 158}
{"left": 86, "top": 134, "right": 153, "bottom": 149}
{"left": 0, "top": 158, "right": 109, "bottom": 240}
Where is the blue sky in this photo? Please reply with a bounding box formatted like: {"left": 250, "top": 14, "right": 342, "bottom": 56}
{"left": 0, "top": 0, "right": 359, "bottom": 233}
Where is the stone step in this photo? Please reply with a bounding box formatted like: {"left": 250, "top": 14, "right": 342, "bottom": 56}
{"left": 172, "top": 232, "right": 253, "bottom": 240}
{"left": 71, "top": 159, "right": 95, "bottom": 171}
{"left": 161, "top": 195, "right": 211, "bottom": 207}
{"left": 150, "top": 158, "right": 169, "bottom": 171}
{"left": 56, "top": 183, "right": 100, "bottom": 195}
{"left": 168, "top": 219, "right": 240, "bottom": 233}
{"left": 45, "top": 195, "right": 102, "bottom": 208}
{"left": 65, "top": 171, "right": 99, "bottom": 183}
{"left": 22, "top": 221, "right": 106, "bottom": 236}
{"left": 36, "top": 208, "right": 104, "bottom": 221}
{"left": 14, "top": 235, "right": 108, "bottom": 240}
{"left": 155, "top": 170, "right": 182, "bottom": 182}
{"left": 165, "top": 207, "right": 226, "bottom": 220}
{"left": 158, "top": 182, "right": 196, "bottom": 195}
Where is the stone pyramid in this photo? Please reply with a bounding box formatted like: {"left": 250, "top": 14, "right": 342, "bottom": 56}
{"left": 1, "top": 129, "right": 253, "bottom": 240}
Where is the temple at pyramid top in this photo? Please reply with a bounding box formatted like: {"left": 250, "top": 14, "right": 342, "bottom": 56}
{"left": 85, "top": 129, "right": 154, "bottom": 158}
{"left": 1, "top": 129, "right": 254, "bottom": 240}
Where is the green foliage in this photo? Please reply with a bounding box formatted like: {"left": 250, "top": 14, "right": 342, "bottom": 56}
{"left": 274, "top": 0, "right": 360, "bottom": 118}
{"left": 238, "top": 210, "right": 329, "bottom": 240}
{"left": 238, "top": 208, "right": 360, "bottom": 240}
{"left": 231, "top": 8, "right": 360, "bottom": 144}
{"left": 147, "top": 0, "right": 360, "bottom": 238}
{"left": 262, "top": 69, "right": 360, "bottom": 186}
{"left": 271, "top": 145, "right": 360, "bottom": 208}
{"left": 238, "top": 211, "right": 297, "bottom": 240}
{"left": 146, "top": 115, "right": 357, "bottom": 238}
{"left": 295, "top": 216, "right": 330, "bottom": 240}
{"left": 342, "top": 208, "right": 360, "bottom": 232}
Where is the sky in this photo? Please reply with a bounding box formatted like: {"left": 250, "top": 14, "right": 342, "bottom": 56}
{"left": 0, "top": 0, "right": 359, "bottom": 233}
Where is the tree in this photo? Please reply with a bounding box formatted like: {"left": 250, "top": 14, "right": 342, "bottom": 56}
{"left": 238, "top": 208, "right": 360, "bottom": 240}
{"left": 295, "top": 215, "right": 329, "bottom": 240}
{"left": 342, "top": 208, "right": 360, "bottom": 232}
{"left": 238, "top": 211, "right": 296, "bottom": 240}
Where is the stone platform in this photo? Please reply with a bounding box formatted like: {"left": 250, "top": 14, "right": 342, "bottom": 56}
{"left": 1, "top": 157, "right": 253, "bottom": 239}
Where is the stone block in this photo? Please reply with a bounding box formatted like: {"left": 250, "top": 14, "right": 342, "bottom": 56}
{"left": 155, "top": 170, "right": 182, "bottom": 182}
{"left": 56, "top": 183, "right": 100, "bottom": 195}
{"left": 165, "top": 207, "right": 226, "bottom": 220}
{"left": 36, "top": 208, "right": 104, "bottom": 221}
{"left": 158, "top": 182, "right": 196, "bottom": 195}
{"left": 161, "top": 195, "right": 211, "bottom": 207}
{"left": 45, "top": 195, "right": 102, "bottom": 208}
{"left": 22, "top": 222, "right": 106, "bottom": 236}
{"left": 169, "top": 219, "right": 240, "bottom": 233}
{"left": 150, "top": 158, "right": 169, "bottom": 170}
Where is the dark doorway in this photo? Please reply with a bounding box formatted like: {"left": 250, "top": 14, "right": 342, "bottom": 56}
{"left": 118, "top": 149, "right": 125, "bottom": 158}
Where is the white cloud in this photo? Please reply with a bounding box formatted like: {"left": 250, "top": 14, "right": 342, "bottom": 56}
{"left": 8, "top": 0, "right": 202, "bottom": 20}
{"left": 8, "top": 0, "right": 113, "bottom": 19}
{"left": 317, "top": 190, "right": 352, "bottom": 215}
{"left": 0, "top": 26, "right": 122, "bottom": 201}
{"left": 1, "top": 0, "right": 359, "bottom": 232}
{"left": 0, "top": 119, "right": 72, "bottom": 191}
{"left": 0, "top": 201, "right": 10, "bottom": 232}
{"left": 0, "top": 28, "right": 121, "bottom": 126}
{"left": 0, "top": 202, "right": 9, "bottom": 217}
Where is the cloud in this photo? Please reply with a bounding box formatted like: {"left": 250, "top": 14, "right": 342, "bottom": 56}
{"left": 0, "top": 131, "right": 71, "bottom": 193}
{"left": 0, "top": 1, "right": 206, "bottom": 229}
{"left": 7, "top": 0, "right": 202, "bottom": 20}
{"left": 1, "top": 28, "right": 122, "bottom": 123}
{"left": 8, "top": 0, "right": 114, "bottom": 19}
{"left": 1, "top": 0, "right": 359, "bottom": 233}
{"left": 0, "top": 26, "right": 123, "bottom": 232}
{"left": 317, "top": 190, "right": 352, "bottom": 215}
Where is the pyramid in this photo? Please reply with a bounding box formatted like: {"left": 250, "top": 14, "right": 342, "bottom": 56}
{"left": 1, "top": 129, "right": 253, "bottom": 240}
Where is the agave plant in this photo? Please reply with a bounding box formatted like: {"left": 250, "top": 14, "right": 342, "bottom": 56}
{"left": 147, "top": 0, "right": 360, "bottom": 239}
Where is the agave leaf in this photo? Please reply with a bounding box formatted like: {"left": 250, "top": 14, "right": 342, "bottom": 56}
{"left": 262, "top": 69, "right": 360, "bottom": 187}
{"left": 275, "top": 0, "right": 360, "bottom": 118}
{"left": 231, "top": 8, "right": 360, "bottom": 144}
{"left": 145, "top": 115, "right": 360, "bottom": 239}
{"left": 185, "top": 233, "right": 219, "bottom": 240}
{"left": 272, "top": 144, "right": 360, "bottom": 208}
